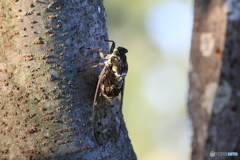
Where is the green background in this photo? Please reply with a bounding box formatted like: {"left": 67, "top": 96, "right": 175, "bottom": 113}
{"left": 104, "top": 0, "right": 193, "bottom": 159}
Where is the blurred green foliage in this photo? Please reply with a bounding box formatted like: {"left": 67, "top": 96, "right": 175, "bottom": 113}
{"left": 103, "top": 0, "right": 192, "bottom": 159}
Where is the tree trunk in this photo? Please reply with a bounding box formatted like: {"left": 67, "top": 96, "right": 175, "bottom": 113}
{"left": 188, "top": 0, "right": 240, "bottom": 160}
{"left": 0, "top": 0, "right": 136, "bottom": 159}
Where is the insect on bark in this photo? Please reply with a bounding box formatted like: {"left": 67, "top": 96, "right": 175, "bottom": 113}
{"left": 88, "top": 39, "right": 128, "bottom": 145}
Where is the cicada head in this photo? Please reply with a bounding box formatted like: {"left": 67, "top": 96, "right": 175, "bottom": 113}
{"left": 114, "top": 47, "right": 128, "bottom": 55}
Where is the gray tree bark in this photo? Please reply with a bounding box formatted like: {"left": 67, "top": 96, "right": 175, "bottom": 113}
{"left": 0, "top": 0, "right": 136, "bottom": 159}
{"left": 188, "top": 0, "right": 240, "bottom": 160}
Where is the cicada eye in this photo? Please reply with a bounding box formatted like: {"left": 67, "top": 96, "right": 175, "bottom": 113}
{"left": 117, "top": 47, "right": 128, "bottom": 54}
{"left": 123, "top": 48, "right": 128, "bottom": 53}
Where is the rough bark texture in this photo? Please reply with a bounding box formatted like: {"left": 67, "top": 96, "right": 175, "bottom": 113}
{"left": 0, "top": 0, "right": 136, "bottom": 159}
{"left": 189, "top": 0, "right": 240, "bottom": 160}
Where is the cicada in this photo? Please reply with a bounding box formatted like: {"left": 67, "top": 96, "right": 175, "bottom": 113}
{"left": 91, "top": 39, "right": 128, "bottom": 145}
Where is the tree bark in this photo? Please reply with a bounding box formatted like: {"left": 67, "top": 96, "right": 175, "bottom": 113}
{"left": 0, "top": 0, "right": 136, "bottom": 159}
{"left": 188, "top": 0, "right": 240, "bottom": 160}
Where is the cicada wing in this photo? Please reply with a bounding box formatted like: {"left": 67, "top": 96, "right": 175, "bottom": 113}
{"left": 93, "top": 97, "right": 122, "bottom": 145}
{"left": 92, "top": 65, "right": 108, "bottom": 143}
{"left": 116, "top": 78, "right": 125, "bottom": 138}
{"left": 93, "top": 65, "right": 107, "bottom": 107}
{"left": 120, "top": 78, "right": 125, "bottom": 114}
{"left": 92, "top": 67, "right": 123, "bottom": 145}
